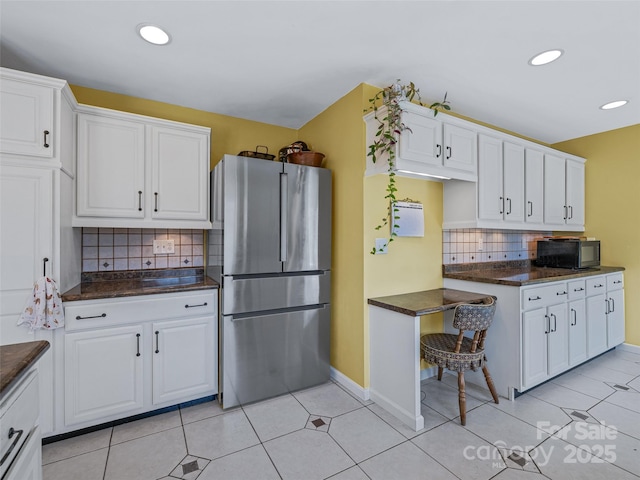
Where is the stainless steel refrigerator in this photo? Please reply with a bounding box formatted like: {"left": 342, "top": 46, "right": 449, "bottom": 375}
{"left": 209, "top": 154, "right": 331, "bottom": 409}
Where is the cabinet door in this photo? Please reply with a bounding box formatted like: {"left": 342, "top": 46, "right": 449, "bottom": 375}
{"left": 76, "top": 113, "right": 145, "bottom": 218}
{"left": 477, "top": 135, "right": 503, "bottom": 221}
{"left": 522, "top": 309, "right": 548, "bottom": 389}
{"left": 568, "top": 299, "right": 587, "bottom": 366}
{"left": 398, "top": 110, "right": 442, "bottom": 167}
{"left": 152, "top": 316, "right": 216, "bottom": 405}
{"left": 150, "top": 126, "right": 209, "bottom": 221}
{"left": 443, "top": 123, "right": 477, "bottom": 173}
{"left": 524, "top": 149, "right": 544, "bottom": 224}
{"left": 503, "top": 142, "right": 525, "bottom": 223}
{"left": 543, "top": 154, "right": 566, "bottom": 225}
{"left": 0, "top": 79, "right": 54, "bottom": 158}
{"left": 586, "top": 294, "right": 608, "bottom": 357}
{"left": 565, "top": 159, "right": 585, "bottom": 226}
{"left": 606, "top": 289, "right": 625, "bottom": 348}
{"left": 0, "top": 166, "right": 53, "bottom": 314}
{"left": 64, "top": 325, "right": 144, "bottom": 425}
{"left": 546, "top": 303, "right": 569, "bottom": 376}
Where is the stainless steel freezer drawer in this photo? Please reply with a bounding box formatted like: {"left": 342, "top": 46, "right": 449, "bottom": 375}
{"left": 223, "top": 272, "right": 330, "bottom": 315}
{"left": 222, "top": 304, "right": 330, "bottom": 408}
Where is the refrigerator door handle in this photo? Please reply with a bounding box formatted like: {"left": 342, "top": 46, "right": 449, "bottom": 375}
{"left": 280, "top": 172, "right": 288, "bottom": 262}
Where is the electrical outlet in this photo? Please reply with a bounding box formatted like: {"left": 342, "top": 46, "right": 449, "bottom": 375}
{"left": 375, "top": 238, "right": 388, "bottom": 254}
{"left": 153, "top": 239, "right": 175, "bottom": 254}
{"left": 478, "top": 238, "right": 483, "bottom": 251}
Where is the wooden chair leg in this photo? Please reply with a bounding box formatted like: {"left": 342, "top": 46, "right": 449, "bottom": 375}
{"left": 437, "top": 366, "right": 443, "bottom": 381}
{"left": 482, "top": 365, "right": 499, "bottom": 404}
{"left": 458, "top": 371, "right": 466, "bottom": 426}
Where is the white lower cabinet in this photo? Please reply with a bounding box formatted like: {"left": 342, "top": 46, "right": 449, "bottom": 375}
{"left": 444, "top": 271, "right": 625, "bottom": 399}
{"left": 64, "top": 325, "right": 144, "bottom": 425}
{"left": 3, "top": 426, "right": 42, "bottom": 480}
{"left": 152, "top": 316, "right": 215, "bottom": 405}
{"left": 522, "top": 290, "right": 569, "bottom": 390}
{"left": 62, "top": 290, "right": 217, "bottom": 431}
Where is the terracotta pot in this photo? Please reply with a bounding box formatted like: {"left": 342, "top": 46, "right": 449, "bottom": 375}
{"left": 287, "top": 151, "right": 325, "bottom": 167}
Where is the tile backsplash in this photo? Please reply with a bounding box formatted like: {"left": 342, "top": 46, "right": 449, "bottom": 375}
{"left": 82, "top": 228, "right": 204, "bottom": 272}
{"left": 443, "top": 229, "right": 551, "bottom": 265}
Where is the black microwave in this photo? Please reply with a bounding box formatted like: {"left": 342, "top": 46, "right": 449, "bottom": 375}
{"left": 536, "top": 239, "right": 600, "bottom": 269}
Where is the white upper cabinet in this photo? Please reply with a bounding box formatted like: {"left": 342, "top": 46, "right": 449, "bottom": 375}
{"left": 543, "top": 154, "right": 585, "bottom": 230}
{"left": 76, "top": 113, "right": 146, "bottom": 219}
{"left": 150, "top": 126, "right": 209, "bottom": 221}
{"left": 524, "top": 149, "right": 544, "bottom": 225}
{"left": 0, "top": 68, "right": 77, "bottom": 172}
{"left": 74, "top": 106, "right": 211, "bottom": 229}
{"left": 365, "top": 102, "right": 477, "bottom": 181}
{"left": 443, "top": 131, "right": 585, "bottom": 231}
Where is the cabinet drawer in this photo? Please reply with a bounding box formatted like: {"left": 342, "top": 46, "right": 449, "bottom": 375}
{"left": 0, "top": 371, "right": 38, "bottom": 478}
{"left": 522, "top": 282, "right": 568, "bottom": 310}
{"left": 606, "top": 273, "right": 624, "bottom": 291}
{"left": 64, "top": 290, "right": 216, "bottom": 331}
{"left": 586, "top": 277, "right": 607, "bottom": 296}
{"left": 567, "top": 280, "right": 586, "bottom": 299}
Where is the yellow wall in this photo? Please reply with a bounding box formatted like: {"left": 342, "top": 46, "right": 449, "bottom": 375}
{"left": 297, "top": 85, "right": 368, "bottom": 385}
{"left": 553, "top": 124, "right": 640, "bottom": 346}
{"left": 70, "top": 85, "right": 298, "bottom": 168}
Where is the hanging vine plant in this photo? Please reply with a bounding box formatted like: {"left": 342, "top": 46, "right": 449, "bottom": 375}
{"left": 365, "top": 80, "right": 450, "bottom": 254}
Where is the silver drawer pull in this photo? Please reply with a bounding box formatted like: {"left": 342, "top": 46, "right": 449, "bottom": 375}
{"left": 75, "top": 313, "right": 107, "bottom": 320}
{"left": 528, "top": 296, "right": 542, "bottom": 301}
{"left": 185, "top": 302, "right": 207, "bottom": 308}
{"left": 613, "top": 280, "right": 622, "bottom": 284}
{"left": 556, "top": 291, "right": 567, "bottom": 296}
{"left": 0, "top": 427, "right": 24, "bottom": 467}
{"left": 594, "top": 284, "right": 604, "bottom": 288}
{"left": 574, "top": 287, "right": 584, "bottom": 292}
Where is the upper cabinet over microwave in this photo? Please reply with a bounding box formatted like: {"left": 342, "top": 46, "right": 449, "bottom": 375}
{"left": 73, "top": 105, "right": 212, "bottom": 229}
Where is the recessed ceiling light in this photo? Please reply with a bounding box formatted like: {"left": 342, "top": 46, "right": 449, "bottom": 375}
{"left": 600, "top": 100, "right": 628, "bottom": 110}
{"left": 528, "top": 49, "right": 563, "bottom": 66}
{"left": 137, "top": 24, "right": 171, "bottom": 45}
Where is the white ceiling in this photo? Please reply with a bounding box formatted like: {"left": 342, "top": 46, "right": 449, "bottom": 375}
{"left": 1, "top": 1, "right": 639, "bottom": 144}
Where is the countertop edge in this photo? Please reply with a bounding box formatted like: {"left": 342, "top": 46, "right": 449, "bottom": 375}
{"left": 443, "top": 266, "right": 625, "bottom": 287}
{"left": 0, "top": 340, "right": 50, "bottom": 398}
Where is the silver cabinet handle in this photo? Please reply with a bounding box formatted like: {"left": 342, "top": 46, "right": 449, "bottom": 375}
{"left": 43, "top": 257, "right": 49, "bottom": 276}
{"left": 550, "top": 313, "right": 557, "bottom": 332}
{"left": 556, "top": 291, "right": 567, "bottom": 296}
{"left": 436, "top": 144, "right": 442, "bottom": 158}
{"left": 155, "top": 330, "right": 160, "bottom": 354}
{"left": 528, "top": 296, "right": 542, "bottom": 301}
{"left": 154, "top": 192, "right": 158, "bottom": 212}
{"left": 43, "top": 130, "right": 50, "bottom": 148}
{"left": 568, "top": 205, "right": 573, "bottom": 219}
{"left": 499, "top": 196, "right": 504, "bottom": 214}
{"left": 574, "top": 287, "right": 584, "bottom": 292}
{"left": 136, "top": 333, "right": 141, "bottom": 357}
{"left": 563, "top": 205, "right": 568, "bottom": 220}
{"left": 445, "top": 145, "right": 452, "bottom": 159}
{"left": 506, "top": 198, "right": 512, "bottom": 215}
{"left": 138, "top": 191, "right": 143, "bottom": 211}
{"left": 527, "top": 201, "right": 533, "bottom": 217}
{"left": 570, "top": 308, "right": 577, "bottom": 326}
{"left": 544, "top": 314, "right": 550, "bottom": 334}
{"left": 609, "top": 297, "right": 615, "bottom": 313}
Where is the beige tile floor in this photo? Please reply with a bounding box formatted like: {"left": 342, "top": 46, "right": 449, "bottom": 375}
{"left": 42, "top": 348, "right": 640, "bottom": 480}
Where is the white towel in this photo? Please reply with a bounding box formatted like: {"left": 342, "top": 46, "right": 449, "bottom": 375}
{"left": 17, "top": 276, "right": 65, "bottom": 331}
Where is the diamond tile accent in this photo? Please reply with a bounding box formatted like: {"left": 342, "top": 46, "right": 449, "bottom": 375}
{"left": 508, "top": 452, "right": 527, "bottom": 467}
{"left": 170, "top": 455, "right": 210, "bottom": 480}
{"left": 571, "top": 410, "right": 589, "bottom": 420}
{"left": 305, "top": 416, "right": 331, "bottom": 432}
{"left": 613, "top": 384, "right": 630, "bottom": 390}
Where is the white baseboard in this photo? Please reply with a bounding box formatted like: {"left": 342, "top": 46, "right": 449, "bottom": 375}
{"left": 619, "top": 343, "right": 640, "bottom": 355}
{"left": 330, "top": 366, "right": 370, "bottom": 401}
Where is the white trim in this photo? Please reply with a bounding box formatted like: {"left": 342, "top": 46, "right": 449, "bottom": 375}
{"left": 618, "top": 343, "right": 640, "bottom": 355}
{"left": 330, "top": 366, "right": 370, "bottom": 402}
{"left": 370, "top": 388, "right": 424, "bottom": 431}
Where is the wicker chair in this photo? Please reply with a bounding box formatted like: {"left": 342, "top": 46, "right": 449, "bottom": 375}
{"left": 420, "top": 297, "right": 499, "bottom": 425}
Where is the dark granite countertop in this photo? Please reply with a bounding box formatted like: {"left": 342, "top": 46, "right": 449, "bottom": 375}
{"left": 443, "top": 261, "right": 625, "bottom": 287}
{"left": 0, "top": 340, "right": 50, "bottom": 399}
{"left": 368, "top": 288, "right": 493, "bottom": 317}
{"left": 62, "top": 268, "right": 219, "bottom": 302}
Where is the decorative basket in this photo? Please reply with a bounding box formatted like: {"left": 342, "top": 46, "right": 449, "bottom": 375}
{"left": 287, "top": 151, "right": 325, "bottom": 167}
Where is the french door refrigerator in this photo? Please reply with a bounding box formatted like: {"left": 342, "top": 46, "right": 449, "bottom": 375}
{"left": 211, "top": 154, "right": 331, "bottom": 409}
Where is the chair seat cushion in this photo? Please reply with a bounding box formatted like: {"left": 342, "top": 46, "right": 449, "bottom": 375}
{"left": 420, "top": 333, "right": 486, "bottom": 373}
